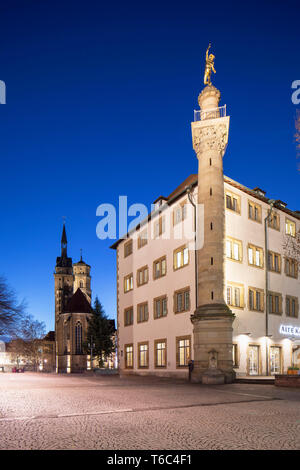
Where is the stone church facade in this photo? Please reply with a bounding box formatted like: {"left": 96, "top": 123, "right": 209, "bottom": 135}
{"left": 54, "top": 225, "right": 92, "bottom": 373}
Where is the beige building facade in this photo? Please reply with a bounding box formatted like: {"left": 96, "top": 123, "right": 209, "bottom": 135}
{"left": 112, "top": 84, "right": 300, "bottom": 380}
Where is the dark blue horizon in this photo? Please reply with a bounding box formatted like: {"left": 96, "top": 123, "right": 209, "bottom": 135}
{"left": 0, "top": 0, "right": 299, "bottom": 331}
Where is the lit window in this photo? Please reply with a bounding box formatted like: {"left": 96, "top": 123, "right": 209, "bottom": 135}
{"left": 174, "top": 246, "right": 189, "bottom": 270}
{"left": 75, "top": 322, "right": 82, "bottom": 354}
{"left": 125, "top": 345, "right": 133, "bottom": 368}
{"left": 226, "top": 284, "right": 244, "bottom": 308}
{"left": 124, "top": 273, "right": 133, "bottom": 292}
{"left": 138, "top": 343, "right": 148, "bottom": 368}
{"left": 248, "top": 244, "right": 263, "bottom": 268}
{"left": 285, "top": 219, "right": 296, "bottom": 237}
{"left": 226, "top": 238, "right": 242, "bottom": 261}
{"left": 176, "top": 337, "right": 190, "bottom": 367}
{"left": 155, "top": 340, "right": 166, "bottom": 367}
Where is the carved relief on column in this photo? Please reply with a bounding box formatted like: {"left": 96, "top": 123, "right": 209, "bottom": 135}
{"left": 192, "top": 123, "right": 229, "bottom": 156}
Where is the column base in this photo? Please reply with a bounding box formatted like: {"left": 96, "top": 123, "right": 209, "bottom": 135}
{"left": 191, "top": 303, "right": 235, "bottom": 384}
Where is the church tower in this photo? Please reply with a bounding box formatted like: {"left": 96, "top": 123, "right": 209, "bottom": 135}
{"left": 73, "top": 252, "right": 91, "bottom": 302}
{"left": 190, "top": 51, "right": 235, "bottom": 384}
{"left": 54, "top": 224, "right": 93, "bottom": 373}
{"left": 54, "top": 224, "right": 74, "bottom": 321}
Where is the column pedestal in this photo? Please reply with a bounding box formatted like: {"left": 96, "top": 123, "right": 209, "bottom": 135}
{"left": 191, "top": 304, "right": 235, "bottom": 384}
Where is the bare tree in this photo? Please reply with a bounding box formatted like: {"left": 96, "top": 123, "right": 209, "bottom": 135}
{"left": 283, "top": 230, "right": 300, "bottom": 264}
{"left": 0, "top": 276, "right": 25, "bottom": 336}
{"left": 16, "top": 314, "right": 46, "bottom": 370}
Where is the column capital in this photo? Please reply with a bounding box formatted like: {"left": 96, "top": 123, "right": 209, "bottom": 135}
{"left": 192, "top": 117, "right": 230, "bottom": 156}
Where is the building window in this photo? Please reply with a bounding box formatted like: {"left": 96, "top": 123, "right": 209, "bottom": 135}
{"left": 173, "top": 201, "right": 187, "bottom": 226}
{"left": 137, "top": 302, "right": 149, "bottom": 323}
{"left": 268, "top": 292, "right": 282, "bottom": 315}
{"left": 173, "top": 245, "right": 189, "bottom": 270}
{"left": 79, "top": 281, "right": 83, "bottom": 288}
{"left": 248, "top": 244, "right": 264, "bottom": 268}
{"left": 226, "top": 283, "right": 244, "bottom": 308}
{"left": 154, "top": 296, "right": 168, "bottom": 319}
{"left": 286, "top": 296, "right": 299, "bottom": 318}
{"left": 154, "top": 216, "right": 165, "bottom": 238}
{"left": 176, "top": 336, "right": 191, "bottom": 367}
{"left": 226, "top": 237, "right": 243, "bottom": 262}
{"left": 285, "top": 218, "right": 296, "bottom": 237}
{"left": 268, "top": 251, "right": 281, "bottom": 273}
{"left": 285, "top": 257, "right": 298, "bottom": 279}
{"left": 124, "top": 307, "right": 134, "bottom": 326}
{"left": 137, "top": 266, "right": 149, "bottom": 286}
{"left": 75, "top": 321, "right": 82, "bottom": 354}
{"left": 248, "top": 345, "right": 260, "bottom": 375}
{"left": 138, "top": 342, "right": 149, "bottom": 368}
{"left": 124, "top": 239, "right": 133, "bottom": 258}
{"left": 138, "top": 230, "right": 148, "bottom": 249}
{"left": 225, "top": 191, "right": 241, "bottom": 214}
{"left": 269, "top": 346, "right": 282, "bottom": 375}
{"left": 154, "top": 339, "right": 167, "bottom": 368}
{"left": 232, "top": 344, "right": 239, "bottom": 368}
{"left": 268, "top": 212, "right": 280, "bottom": 231}
{"left": 153, "top": 256, "right": 167, "bottom": 280}
{"left": 249, "top": 287, "right": 264, "bottom": 312}
{"left": 125, "top": 344, "right": 133, "bottom": 369}
{"left": 124, "top": 273, "right": 133, "bottom": 293}
{"left": 174, "top": 288, "right": 190, "bottom": 313}
{"left": 248, "top": 201, "right": 262, "bottom": 223}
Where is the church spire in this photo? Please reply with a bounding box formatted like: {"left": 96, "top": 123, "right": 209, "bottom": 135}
{"left": 61, "top": 223, "right": 68, "bottom": 258}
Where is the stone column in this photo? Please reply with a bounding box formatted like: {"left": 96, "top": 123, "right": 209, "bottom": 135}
{"left": 191, "top": 85, "right": 235, "bottom": 384}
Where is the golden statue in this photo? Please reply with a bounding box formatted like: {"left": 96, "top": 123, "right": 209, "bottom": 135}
{"left": 204, "top": 43, "right": 216, "bottom": 86}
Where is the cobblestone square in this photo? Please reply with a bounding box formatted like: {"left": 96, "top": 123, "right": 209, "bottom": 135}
{"left": 0, "top": 373, "right": 299, "bottom": 450}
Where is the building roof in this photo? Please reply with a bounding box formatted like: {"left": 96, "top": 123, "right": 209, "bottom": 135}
{"left": 43, "top": 331, "right": 55, "bottom": 342}
{"left": 64, "top": 288, "right": 93, "bottom": 314}
{"left": 110, "top": 173, "right": 300, "bottom": 250}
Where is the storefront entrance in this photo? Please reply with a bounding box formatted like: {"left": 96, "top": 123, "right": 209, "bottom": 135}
{"left": 270, "top": 346, "right": 281, "bottom": 375}
{"left": 248, "top": 345, "right": 260, "bottom": 375}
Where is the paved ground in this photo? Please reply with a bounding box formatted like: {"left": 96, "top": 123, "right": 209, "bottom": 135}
{"left": 0, "top": 372, "right": 299, "bottom": 450}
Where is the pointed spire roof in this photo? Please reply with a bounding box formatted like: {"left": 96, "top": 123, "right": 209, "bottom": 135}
{"left": 61, "top": 224, "right": 67, "bottom": 244}
{"left": 64, "top": 288, "right": 92, "bottom": 314}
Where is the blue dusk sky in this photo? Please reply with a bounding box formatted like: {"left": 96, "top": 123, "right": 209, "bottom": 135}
{"left": 0, "top": 0, "right": 299, "bottom": 331}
